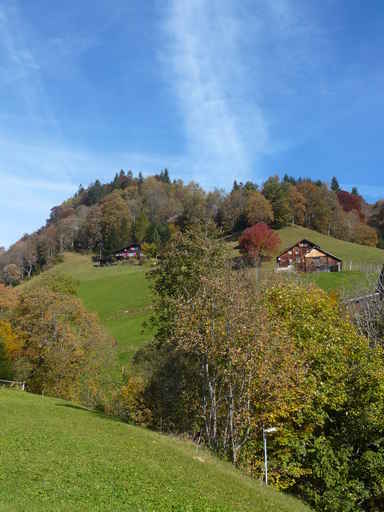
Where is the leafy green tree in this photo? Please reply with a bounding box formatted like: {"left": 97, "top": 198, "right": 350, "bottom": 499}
{"left": 220, "top": 188, "right": 248, "bottom": 233}
{"left": 262, "top": 176, "right": 291, "bottom": 228}
{"left": 247, "top": 283, "right": 384, "bottom": 511}
{"left": 84, "top": 179, "right": 105, "bottom": 206}
{"left": 297, "top": 181, "right": 332, "bottom": 233}
{"left": 133, "top": 211, "right": 150, "bottom": 243}
{"left": 78, "top": 205, "right": 102, "bottom": 251}
{"left": 369, "top": 201, "right": 384, "bottom": 247}
{"left": 245, "top": 191, "right": 274, "bottom": 226}
{"left": 148, "top": 222, "right": 228, "bottom": 343}
{"left": 177, "top": 182, "right": 207, "bottom": 230}
{"left": 156, "top": 168, "right": 171, "bottom": 184}
{"left": 101, "top": 191, "right": 132, "bottom": 255}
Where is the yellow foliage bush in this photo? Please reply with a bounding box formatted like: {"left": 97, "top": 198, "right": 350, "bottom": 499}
{"left": 119, "top": 375, "right": 152, "bottom": 426}
{"left": 0, "top": 320, "right": 23, "bottom": 359}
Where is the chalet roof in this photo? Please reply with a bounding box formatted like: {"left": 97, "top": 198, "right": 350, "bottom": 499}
{"left": 309, "top": 247, "right": 342, "bottom": 262}
{"left": 276, "top": 239, "right": 315, "bottom": 258}
{"left": 305, "top": 248, "right": 327, "bottom": 258}
{"left": 277, "top": 239, "right": 342, "bottom": 262}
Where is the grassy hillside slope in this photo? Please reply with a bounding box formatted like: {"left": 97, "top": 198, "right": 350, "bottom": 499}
{"left": 0, "top": 390, "right": 311, "bottom": 512}
{"left": 276, "top": 225, "right": 384, "bottom": 267}
{"left": 274, "top": 226, "right": 384, "bottom": 295}
{"left": 230, "top": 225, "right": 383, "bottom": 294}
{"left": 41, "top": 253, "right": 153, "bottom": 363}
{"left": 27, "top": 227, "right": 384, "bottom": 357}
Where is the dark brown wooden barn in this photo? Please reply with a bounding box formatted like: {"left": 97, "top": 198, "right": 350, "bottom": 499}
{"left": 276, "top": 239, "right": 342, "bottom": 273}
{"left": 114, "top": 244, "right": 141, "bottom": 260}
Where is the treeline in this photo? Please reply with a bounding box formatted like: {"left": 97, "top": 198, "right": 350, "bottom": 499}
{"left": 1, "top": 169, "right": 383, "bottom": 283}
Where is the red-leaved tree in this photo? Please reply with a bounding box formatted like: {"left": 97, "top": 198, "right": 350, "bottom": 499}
{"left": 337, "top": 190, "right": 364, "bottom": 221}
{"left": 239, "top": 223, "right": 281, "bottom": 267}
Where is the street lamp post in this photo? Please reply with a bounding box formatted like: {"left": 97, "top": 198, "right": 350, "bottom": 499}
{"left": 263, "top": 426, "right": 277, "bottom": 485}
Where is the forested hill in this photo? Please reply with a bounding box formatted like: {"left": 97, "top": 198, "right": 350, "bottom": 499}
{"left": 1, "top": 169, "right": 384, "bottom": 283}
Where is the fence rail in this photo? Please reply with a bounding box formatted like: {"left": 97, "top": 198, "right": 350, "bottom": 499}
{"left": 0, "top": 379, "right": 26, "bottom": 390}
{"left": 344, "top": 262, "right": 383, "bottom": 274}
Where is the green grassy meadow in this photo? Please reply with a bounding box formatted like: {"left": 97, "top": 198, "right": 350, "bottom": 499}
{"left": 28, "top": 227, "right": 384, "bottom": 359}
{"left": 276, "top": 225, "right": 384, "bottom": 267}
{"left": 45, "top": 253, "right": 153, "bottom": 364}
{"left": 227, "top": 225, "right": 384, "bottom": 294}
{"left": 0, "top": 389, "right": 311, "bottom": 512}
{"left": 275, "top": 226, "right": 384, "bottom": 294}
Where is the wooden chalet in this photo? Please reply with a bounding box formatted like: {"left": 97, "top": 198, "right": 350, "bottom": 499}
{"left": 114, "top": 244, "right": 141, "bottom": 260}
{"left": 276, "top": 239, "right": 342, "bottom": 273}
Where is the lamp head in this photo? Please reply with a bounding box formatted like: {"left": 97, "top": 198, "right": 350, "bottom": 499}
{"left": 264, "top": 427, "right": 277, "bottom": 433}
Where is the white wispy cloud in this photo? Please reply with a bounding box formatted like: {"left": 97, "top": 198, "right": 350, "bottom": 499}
{"left": 0, "top": 1, "right": 54, "bottom": 126}
{"left": 162, "top": 0, "right": 270, "bottom": 188}
{"left": 160, "top": 0, "right": 332, "bottom": 188}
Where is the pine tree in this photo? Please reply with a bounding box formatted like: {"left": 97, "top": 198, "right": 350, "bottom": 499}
{"left": 331, "top": 176, "right": 340, "bottom": 192}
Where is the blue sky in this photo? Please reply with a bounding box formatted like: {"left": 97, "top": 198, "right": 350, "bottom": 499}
{"left": 1, "top": 0, "right": 384, "bottom": 248}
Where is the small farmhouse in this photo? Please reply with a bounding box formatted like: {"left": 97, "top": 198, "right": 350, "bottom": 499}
{"left": 114, "top": 244, "right": 141, "bottom": 260}
{"left": 276, "top": 239, "right": 342, "bottom": 273}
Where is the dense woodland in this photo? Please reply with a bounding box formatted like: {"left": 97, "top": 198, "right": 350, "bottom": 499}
{"left": 1, "top": 169, "right": 384, "bottom": 283}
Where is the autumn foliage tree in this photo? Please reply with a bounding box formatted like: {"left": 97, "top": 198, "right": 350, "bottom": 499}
{"left": 255, "top": 283, "right": 384, "bottom": 511}
{"left": 8, "top": 274, "right": 117, "bottom": 405}
{"left": 0, "top": 283, "right": 17, "bottom": 314}
{"left": 169, "top": 270, "right": 306, "bottom": 464}
{"left": 0, "top": 336, "right": 12, "bottom": 379}
{"left": 245, "top": 190, "right": 274, "bottom": 226}
{"left": 337, "top": 189, "right": 364, "bottom": 220}
{"left": 101, "top": 190, "right": 131, "bottom": 255}
{"left": 148, "top": 222, "right": 229, "bottom": 343}
{"left": 239, "top": 223, "right": 281, "bottom": 266}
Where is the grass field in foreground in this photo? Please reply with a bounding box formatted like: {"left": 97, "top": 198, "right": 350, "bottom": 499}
{"left": 0, "top": 389, "right": 311, "bottom": 512}
{"left": 46, "top": 253, "right": 153, "bottom": 364}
